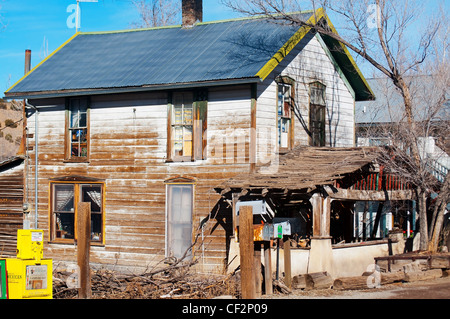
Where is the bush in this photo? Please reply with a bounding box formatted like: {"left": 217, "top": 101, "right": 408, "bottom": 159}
{"left": 5, "top": 134, "right": 13, "bottom": 143}
{"left": 0, "top": 99, "right": 7, "bottom": 110}
{"left": 4, "top": 119, "right": 18, "bottom": 128}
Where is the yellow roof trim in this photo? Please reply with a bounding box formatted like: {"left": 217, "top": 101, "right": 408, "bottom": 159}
{"left": 256, "top": 8, "right": 325, "bottom": 80}
{"left": 255, "top": 7, "right": 374, "bottom": 98}
{"left": 5, "top": 32, "right": 81, "bottom": 94}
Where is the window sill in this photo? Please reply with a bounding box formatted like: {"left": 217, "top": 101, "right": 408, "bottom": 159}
{"left": 278, "top": 148, "right": 291, "bottom": 155}
{"left": 63, "top": 159, "right": 90, "bottom": 164}
{"left": 48, "top": 240, "right": 104, "bottom": 247}
{"left": 166, "top": 157, "right": 195, "bottom": 163}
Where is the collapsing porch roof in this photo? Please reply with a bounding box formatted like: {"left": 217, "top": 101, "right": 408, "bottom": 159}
{"left": 217, "top": 146, "right": 381, "bottom": 195}
{"left": 216, "top": 146, "right": 416, "bottom": 202}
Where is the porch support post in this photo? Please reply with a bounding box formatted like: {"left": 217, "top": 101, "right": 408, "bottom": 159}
{"left": 308, "top": 193, "right": 335, "bottom": 277}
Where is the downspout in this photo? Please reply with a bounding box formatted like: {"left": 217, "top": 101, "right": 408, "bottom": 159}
{"left": 25, "top": 100, "right": 38, "bottom": 229}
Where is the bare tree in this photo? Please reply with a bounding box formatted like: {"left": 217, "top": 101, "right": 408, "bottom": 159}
{"left": 131, "top": 0, "right": 180, "bottom": 28}
{"left": 222, "top": 0, "right": 449, "bottom": 251}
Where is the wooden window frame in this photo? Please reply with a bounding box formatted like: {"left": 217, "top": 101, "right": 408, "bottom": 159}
{"left": 49, "top": 180, "right": 105, "bottom": 245}
{"left": 276, "top": 76, "right": 295, "bottom": 153}
{"left": 165, "top": 177, "right": 196, "bottom": 259}
{"left": 167, "top": 90, "right": 207, "bottom": 162}
{"left": 309, "top": 82, "right": 326, "bottom": 147}
{"left": 64, "top": 97, "right": 90, "bottom": 163}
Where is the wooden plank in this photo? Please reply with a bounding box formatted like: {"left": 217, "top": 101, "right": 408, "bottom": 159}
{"left": 404, "top": 269, "right": 443, "bottom": 282}
{"left": 254, "top": 242, "right": 262, "bottom": 298}
{"left": 263, "top": 241, "right": 273, "bottom": 295}
{"left": 430, "top": 256, "right": 450, "bottom": 269}
{"left": 333, "top": 276, "right": 370, "bottom": 290}
{"left": 305, "top": 272, "right": 333, "bottom": 290}
{"left": 328, "top": 188, "right": 415, "bottom": 201}
{"left": 283, "top": 236, "right": 292, "bottom": 288}
{"left": 239, "top": 206, "right": 255, "bottom": 299}
{"left": 250, "top": 83, "right": 257, "bottom": 172}
{"left": 292, "top": 274, "right": 307, "bottom": 289}
{"left": 77, "top": 202, "right": 92, "bottom": 299}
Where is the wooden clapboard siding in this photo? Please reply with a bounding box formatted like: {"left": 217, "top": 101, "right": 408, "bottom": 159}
{"left": 26, "top": 89, "right": 250, "bottom": 273}
{"left": 22, "top": 31, "right": 358, "bottom": 274}
{"left": 0, "top": 159, "right": 24, "bottom": 257}
{"left": 256, "top": 32, "right": 356, "bottom": 155}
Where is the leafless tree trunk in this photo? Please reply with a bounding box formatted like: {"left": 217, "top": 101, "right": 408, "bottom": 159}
{"left": 131, "top": 0, "right": 180, "bottom": 28}
{"left": 429, "top": 173, "right": 449, "bottom": 252}
{"left": 222, "top": 0, "right": 449, "bottom": 251}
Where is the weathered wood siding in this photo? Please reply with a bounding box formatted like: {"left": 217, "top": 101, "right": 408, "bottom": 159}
{"left": 24, "top": 31, "right": 357, "bottom": 274}
{"left": 256, "top": 32, "right": 356, "bottom": 164}
{"left": 0, "top": 159, "right": 24, "bottom": 257}
{"left": 27, "top": 86, "right": 253, "bottom": 274}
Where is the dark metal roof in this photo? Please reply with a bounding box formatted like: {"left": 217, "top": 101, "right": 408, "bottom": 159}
{"left": 5, "top": 10, "right": 373, "bottom": 101}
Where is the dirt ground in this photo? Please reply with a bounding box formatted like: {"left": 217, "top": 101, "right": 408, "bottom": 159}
{"left": 264, "top": 276, "right": 450, "bottom": 299}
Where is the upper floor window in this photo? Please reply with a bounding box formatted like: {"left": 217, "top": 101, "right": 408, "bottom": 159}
{"left": 276, "top": 76, "right": 295, "bottom": 151}
{"left": 171, "top": 92, "right": 194, "bottom": 160}
{"left": 309, "top": 82, "right": 326, "bottom": 147}
{"left": 66, "top": 98, "right": 89, "bottom": 161}
{"left": 168, "top": 90, "right": 207, "bottom": 162}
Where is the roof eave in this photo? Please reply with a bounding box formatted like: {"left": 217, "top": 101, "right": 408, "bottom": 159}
{"left": 3, "top": 77, "right": 262, "bottom": 101}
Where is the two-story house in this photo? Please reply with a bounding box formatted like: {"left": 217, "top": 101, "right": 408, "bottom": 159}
{"left": 3, "top": 1, "right": 374, "bottom": 274}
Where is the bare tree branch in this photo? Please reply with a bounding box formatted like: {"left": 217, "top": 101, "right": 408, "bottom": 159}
{"left": 223, "top": 0, "right": 449, "bottom": 251}
{"left": 131, "top": 0, "right": 179, "bottom": 28}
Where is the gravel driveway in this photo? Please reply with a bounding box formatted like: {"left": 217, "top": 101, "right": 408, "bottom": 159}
{"left": 263, "top": 276, "right": 450, "bottom": 299}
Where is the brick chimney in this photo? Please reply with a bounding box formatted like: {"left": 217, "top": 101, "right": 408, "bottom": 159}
{"left": 25, "top": 49, "right": 31, "bottom": 75}
{"left": 182, "top": 0, "right": 202, "bottom": 28}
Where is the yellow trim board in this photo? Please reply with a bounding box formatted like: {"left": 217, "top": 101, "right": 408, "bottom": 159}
{"left": 256, "top": 8, "right": 325, "bottom": 80}
{"left": 5, "top": 32, "right": 81, "bottom": 94}
{"left": 256, "top": 7, "right": 374, "bottom": 100}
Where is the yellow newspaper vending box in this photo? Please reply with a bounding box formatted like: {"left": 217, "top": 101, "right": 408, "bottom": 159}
{"left": 6, "top": 230, "right": 52, "bottom": 299}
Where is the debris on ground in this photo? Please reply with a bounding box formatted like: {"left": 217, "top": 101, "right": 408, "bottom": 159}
{"left": 53, "top": 264, "right": 241, "bottom": 299}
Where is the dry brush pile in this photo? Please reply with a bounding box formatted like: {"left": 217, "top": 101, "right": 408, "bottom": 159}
{"left": 53, "top": 262, "right": 241, "bottom": 299}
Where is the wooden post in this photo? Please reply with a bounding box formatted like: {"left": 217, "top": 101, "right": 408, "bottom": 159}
{"left": 263, "top": 241, "right": 273, "bottom": 295}
{"left": 283, "top": 236, "right": 292, "bottom": 288}
{"left": 254, "top": 242, "right": 262, "bottom": 297}
{"left": 77, "top": 202, "right": 91, "bottom": 299}
{"left": 239, "top": 206, "right": 256, "bottom": 299}
{"left": 250, "top": 83, "right": 257, "bottom": 173}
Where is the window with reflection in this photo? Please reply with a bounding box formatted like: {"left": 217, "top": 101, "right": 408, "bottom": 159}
{"left": 66, "top": 98, "right": 89, "bottom": 161}
{"left": 276, "top": 76, "right": 295, "bottom": 151}
{"left": 51, "top": 182, "right": 104, "bottom": 244}
{"left": 309, "top": 82, "right": 326, "bottom": 147}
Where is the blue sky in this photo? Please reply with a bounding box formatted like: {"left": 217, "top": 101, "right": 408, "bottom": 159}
{"left": 0, "top": 0, "right": 241, "bottom": 94}
{"left": 0, "top": 0, "right": 447, "bottom": 96}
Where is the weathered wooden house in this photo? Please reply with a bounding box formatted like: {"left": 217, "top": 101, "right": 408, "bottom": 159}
{"left": 3, "top": 2, "right": 377, "bottom": 275}
{"left": 0, "top": 156, "right": 25, "bottom": 257}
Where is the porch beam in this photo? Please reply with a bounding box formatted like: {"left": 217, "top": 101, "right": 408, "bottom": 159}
{"left": 326, "top": 187, "right": 415, "bottom": 201}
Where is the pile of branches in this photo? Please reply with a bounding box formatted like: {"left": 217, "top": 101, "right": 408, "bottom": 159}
{"left": 53, "top": 262, "right": 241, "bottom": 299}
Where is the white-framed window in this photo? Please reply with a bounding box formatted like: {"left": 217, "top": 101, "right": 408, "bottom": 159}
{"left": 165, "top": 181, "right": 194, "bottom": 259}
